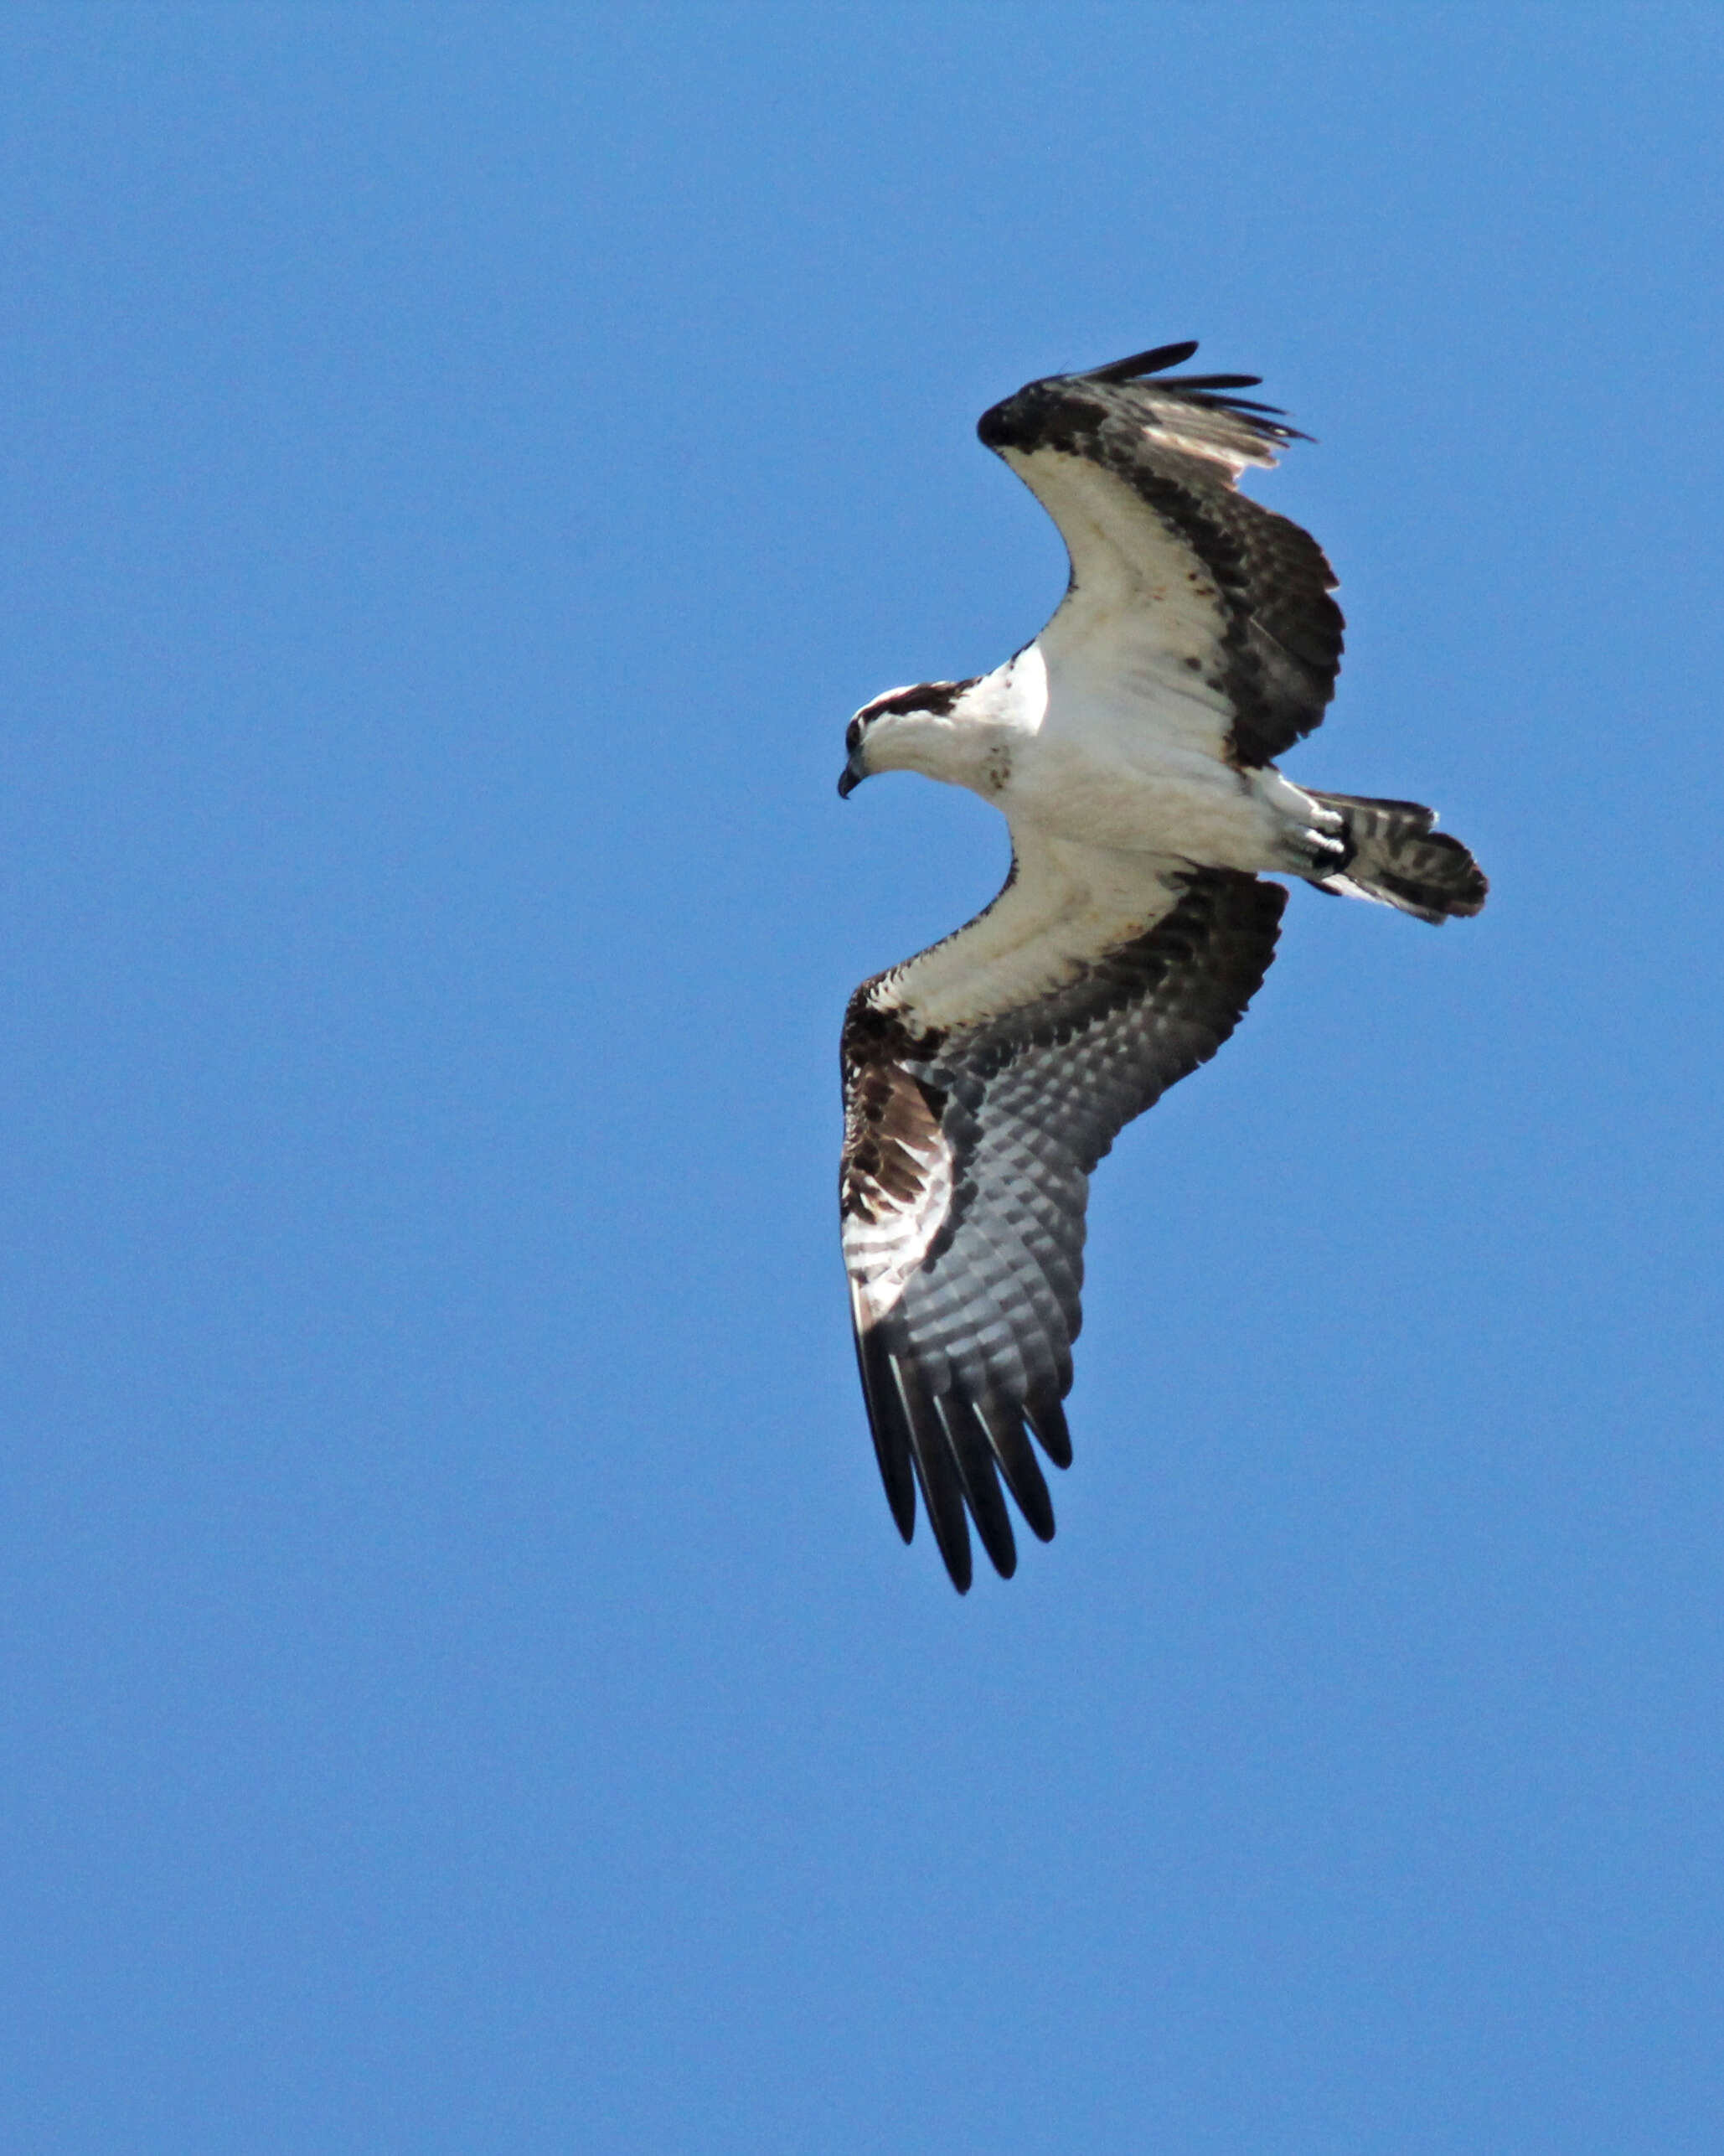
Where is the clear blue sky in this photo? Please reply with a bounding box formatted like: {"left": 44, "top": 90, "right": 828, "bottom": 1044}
{"left": 3, "top": 8, "right": 1721, "bottom": 2152}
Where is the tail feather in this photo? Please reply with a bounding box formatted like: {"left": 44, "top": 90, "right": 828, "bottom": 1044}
{"left": 1306, "top": 789, "right": 1488, "bottom": 924}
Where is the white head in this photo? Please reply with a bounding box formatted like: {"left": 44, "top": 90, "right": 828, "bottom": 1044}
{"left": 836, "top": 676, "right": 1002, "bottom": 798}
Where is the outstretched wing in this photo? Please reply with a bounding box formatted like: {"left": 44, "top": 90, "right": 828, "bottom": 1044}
{"left": 977, "top": 340, "right": 1345, "bottom": 768}
{"left": 840, "top": 861, "right": 1286, "bottom": 1590}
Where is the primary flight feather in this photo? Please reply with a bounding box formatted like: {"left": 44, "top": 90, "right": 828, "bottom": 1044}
{"left": 837, "top": 341, "right": 1486, "bottom": 1590}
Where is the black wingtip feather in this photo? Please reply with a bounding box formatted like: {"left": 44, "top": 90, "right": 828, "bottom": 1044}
{"left": 1159, "top": 370, "right": 1264, "bottom": 390}
{"left": 1025, "top": 1395, "right": 1073, "bottom": 1471}
{"left": 856, "top": 1333, "right": 917, "bottom": 1540}
{"left": 976, "top": 1401, "right": 1057, "bottom": 1543}
{"left": 940, "top": 1399, "right": 1018, "bottom": 1580}
{"left": 1082, "top": 339, "right": 1200, "bottom": 383}
{"left": 889, "top": 1359, "right": 973, "bottom": 1592}
{"left": 915, "top": 1438, "right": 973, "bottom": 1591}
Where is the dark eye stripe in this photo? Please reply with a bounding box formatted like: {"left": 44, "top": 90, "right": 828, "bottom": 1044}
{"left": 856, "top": 677, "right": 979, "bottom": 727}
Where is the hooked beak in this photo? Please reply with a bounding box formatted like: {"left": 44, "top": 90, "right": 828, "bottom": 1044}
{"left": 837, "top": 752, "right": 865, "bottom": 799}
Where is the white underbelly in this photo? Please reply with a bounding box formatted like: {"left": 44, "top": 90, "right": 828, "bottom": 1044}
{"left": 999, "top": 733, "right": 1293, "bottom": 869}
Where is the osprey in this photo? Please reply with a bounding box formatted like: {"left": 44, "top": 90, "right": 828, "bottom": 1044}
{"left": 838, "top": 340, "right": 1486, "bottom": 1591}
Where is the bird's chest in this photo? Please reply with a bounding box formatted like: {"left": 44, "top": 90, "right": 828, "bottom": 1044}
{"left": 999, "top": 688, "right": 1258, "bottom": 859}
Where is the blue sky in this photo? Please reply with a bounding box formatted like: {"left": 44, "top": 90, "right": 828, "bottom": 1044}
{"left": 2, "top": 8, "right": 1721, "bottom": 2152}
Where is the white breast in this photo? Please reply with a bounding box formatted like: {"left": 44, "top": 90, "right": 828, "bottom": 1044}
{"left": 998, "top": 634, "right": 1282, "bottom": 867}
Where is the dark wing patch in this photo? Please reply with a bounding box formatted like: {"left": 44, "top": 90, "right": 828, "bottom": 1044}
{"left": 840, "top": 869, "right": 1287, "bottom": 1590}
{"left": 977, "top": 342, "right": 1345, "bottom": 767}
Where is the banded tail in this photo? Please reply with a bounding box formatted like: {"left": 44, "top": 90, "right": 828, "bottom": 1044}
{"left": 1307, "top": 790, "right": 1488, "bottom": 925}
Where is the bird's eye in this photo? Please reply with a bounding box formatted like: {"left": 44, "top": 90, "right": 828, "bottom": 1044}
{"left": 846, "top": 717, "right": 864, "bottom": 752}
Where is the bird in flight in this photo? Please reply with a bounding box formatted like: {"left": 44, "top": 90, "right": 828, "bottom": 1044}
{"left": 837, "top": 340, "right": 1486, "bottom": 1591}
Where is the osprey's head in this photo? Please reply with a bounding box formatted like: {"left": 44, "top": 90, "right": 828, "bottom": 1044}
{"left": 837, "top": 679, "right": 982, "bottom": 798}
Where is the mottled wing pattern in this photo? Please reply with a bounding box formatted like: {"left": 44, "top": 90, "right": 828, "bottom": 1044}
{"left": 840, "top": 868, "right": 1287, "bottom": 1590}
{"left": 977, "top": 342, "right": 1345, "bottom": 766}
